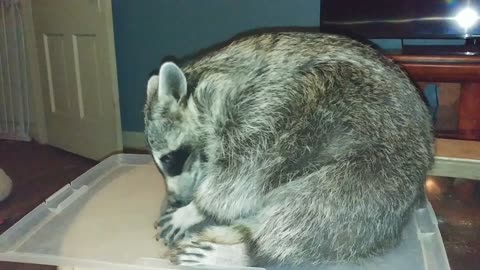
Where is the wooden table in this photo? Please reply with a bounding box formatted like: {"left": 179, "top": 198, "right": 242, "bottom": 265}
{"left": 385, "top": 54, "right": 480, "bottom": 180}
{"left": 387, "top": 54, "right": 480, "bottom": 141}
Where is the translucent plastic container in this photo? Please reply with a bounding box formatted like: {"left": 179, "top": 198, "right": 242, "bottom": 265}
{"left": 0, "top": 154, "right": 450, "bottom": 270}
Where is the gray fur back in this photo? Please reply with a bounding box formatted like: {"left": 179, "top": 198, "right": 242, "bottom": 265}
{"left": 145, "top": 31, "right": 434, "bottom": 265}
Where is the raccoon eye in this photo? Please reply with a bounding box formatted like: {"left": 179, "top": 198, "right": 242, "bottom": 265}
{"left": 160, "top": 147, "right": 192, "bottom": 177}
{"left": 160, "top": 153, "right": 173, "bottom": 163}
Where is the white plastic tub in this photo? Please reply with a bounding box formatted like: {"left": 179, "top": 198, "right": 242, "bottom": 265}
{"left": 0, "top": 154, "right": 450, "bottom": 270}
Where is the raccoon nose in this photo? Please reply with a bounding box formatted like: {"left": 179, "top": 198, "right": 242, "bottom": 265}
{"left": 168, "top": 194, "right": 185, "bottom": 208}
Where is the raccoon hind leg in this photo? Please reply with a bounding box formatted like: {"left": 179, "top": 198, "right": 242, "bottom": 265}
{"left": 252, "top": 162, "right": 415, "bottom": 265}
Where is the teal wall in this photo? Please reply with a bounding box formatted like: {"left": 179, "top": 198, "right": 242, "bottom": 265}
{"left": 112, "top": 0, "right": 321, "bottom": 132}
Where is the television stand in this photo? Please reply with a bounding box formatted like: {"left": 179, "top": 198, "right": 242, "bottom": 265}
{"left": 385, "top": 51, "right": 480, "bottom": 182}
{"left": 386, "top": 52, "right": 480, "bottom": 142}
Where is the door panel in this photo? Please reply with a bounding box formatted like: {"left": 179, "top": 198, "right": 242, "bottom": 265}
{"left": 72, "top": 34, "right": 103, "bottom": 119}
{"left": 43, "top": 34, "right": 70, "bottom": 114}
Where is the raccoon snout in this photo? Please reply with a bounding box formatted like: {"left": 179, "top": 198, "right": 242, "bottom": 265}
{"left": 167, "top": 193, "right": 187, "bottom": 208}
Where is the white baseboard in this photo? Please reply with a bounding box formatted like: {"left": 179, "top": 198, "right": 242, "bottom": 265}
{"left": 122, "top": 131, "right": 147, "bottom": 149}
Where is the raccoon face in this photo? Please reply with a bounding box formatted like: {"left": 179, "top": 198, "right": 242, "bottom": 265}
{"left": 144, "top": 62, "right": 197, "bottom": 178}
{"left": 165, "top": 150, "right": 204, "bottom": 207}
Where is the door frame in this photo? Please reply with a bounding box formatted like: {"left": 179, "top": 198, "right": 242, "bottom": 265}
{"left": 103, "top": 0, "right": 123, "bottom": 153}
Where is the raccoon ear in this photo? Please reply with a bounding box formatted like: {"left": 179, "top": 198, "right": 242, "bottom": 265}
{"left": 146, "top": 75, "right": 159, "bottom": 101}
{"left": 158, "top": 62, "right": 187, "bottom": 100}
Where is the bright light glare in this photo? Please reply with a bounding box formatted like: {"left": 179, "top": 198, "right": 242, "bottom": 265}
{"left": 425, "top": 177, "right": 441, "bottom": 197}
{"left": 455, "top": 7, "right": 479, "bottom": 29}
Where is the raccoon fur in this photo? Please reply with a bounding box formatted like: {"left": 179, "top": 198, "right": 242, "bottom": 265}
{"left": 144, "top": 30, "right": 434, "bottom": 267}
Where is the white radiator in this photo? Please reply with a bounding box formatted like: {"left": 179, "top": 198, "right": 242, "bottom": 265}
{"left": 0, "top": 0, "right": 30, "bottom": 141}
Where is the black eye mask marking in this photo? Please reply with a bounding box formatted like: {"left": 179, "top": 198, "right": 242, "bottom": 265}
{"left": 161, "top": 147, "right": 191, "bottom": 177}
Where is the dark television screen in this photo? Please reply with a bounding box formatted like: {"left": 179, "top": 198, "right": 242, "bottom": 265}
{"left": 321, "top": 0, "right": 480, "bottom": 39}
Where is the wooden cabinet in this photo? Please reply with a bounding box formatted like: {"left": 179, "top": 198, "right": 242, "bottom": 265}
{"left": 383, "top": 54, "right": 480, "bottom": 180}
{"left": 388, "top": 54, "right": 480, "bottom": 141}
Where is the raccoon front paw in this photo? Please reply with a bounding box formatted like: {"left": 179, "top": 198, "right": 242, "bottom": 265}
{"left": 155, "top": 202, "right": 205, "bottom": 246}
{"left": 170, "top": 237, "right": 250, "bottom": 267}
{"left": 153, "top": 206, "right": 176, "bottom": 229}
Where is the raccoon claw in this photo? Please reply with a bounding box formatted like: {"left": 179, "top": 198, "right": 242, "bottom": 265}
{"left": 157, "top": 213, "right": 173, "bottom": 227}
{"left": 170, "top": 239, "right": 214, "bottom": 266}
{"left": 171, "top": 237, "right": 249, "bottom": 267}
{"left": 155, "top": 232, "right": 185, "bottom": 247}
{"left": 159, "top": 228, "right": 186, "bottom": 246}
{"left": 153, "top": 219, "right": 162, "bottom": 229}
{"left": 154, "top": 203, "right": 205, "bottom": 246}
{"left": 154, "top": 206, "right": 177, "bottom": 229}
{"left": 158, "top": 222, "right": 188, "bottom": 246}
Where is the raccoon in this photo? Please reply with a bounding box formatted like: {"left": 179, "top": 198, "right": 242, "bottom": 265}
{"left": 144, "top": 30, "right": 434, "bottom": 267}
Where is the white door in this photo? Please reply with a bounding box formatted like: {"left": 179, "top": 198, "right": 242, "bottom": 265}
{"left": 31, "top": 0, "right": 122, "bottom": 160}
